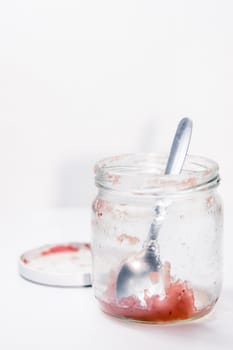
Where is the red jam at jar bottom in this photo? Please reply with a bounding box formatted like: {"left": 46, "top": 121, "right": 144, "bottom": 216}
{"left": 98, "top": 262, "right": 214, "bottom": 323}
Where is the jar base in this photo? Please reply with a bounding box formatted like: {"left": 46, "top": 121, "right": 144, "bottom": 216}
{"left": 98, "top": 299, "right": 216, "bottom": 325}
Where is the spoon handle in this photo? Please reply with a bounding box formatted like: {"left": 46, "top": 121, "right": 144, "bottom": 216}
{"left": 148, "top": 118, "right": 193, "bottom": 241}
{"left": 165, "top": 118, "right": 193, "bottom": 175}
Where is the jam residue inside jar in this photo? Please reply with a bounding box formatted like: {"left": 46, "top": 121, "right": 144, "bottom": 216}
{"left": 99, "top": 262, "right": 213, "bottom": 323}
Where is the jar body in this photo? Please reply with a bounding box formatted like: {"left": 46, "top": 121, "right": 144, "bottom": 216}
{"left": 91, "top": 155, "right": 223, "bottom": 323}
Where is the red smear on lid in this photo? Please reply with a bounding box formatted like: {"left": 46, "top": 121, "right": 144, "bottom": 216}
{"left": 41, "top": 245, "right": 79, "bottom": 256}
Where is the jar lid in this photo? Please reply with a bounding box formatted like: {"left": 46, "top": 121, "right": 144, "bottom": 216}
{"left": 18, "top": 242, "right": 92, "bottom": 287}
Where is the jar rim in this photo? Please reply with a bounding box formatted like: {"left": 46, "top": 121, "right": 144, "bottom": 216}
{"left": 94, "top": 153, "right": 220, "bottom": 195}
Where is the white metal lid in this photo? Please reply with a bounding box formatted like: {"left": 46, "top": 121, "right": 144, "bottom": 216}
{"left": 18, "top": 242, "right": 92, "bottom": 287}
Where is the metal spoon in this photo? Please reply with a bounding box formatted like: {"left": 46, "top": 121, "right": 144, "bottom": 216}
{"left": 116, "top": 118, "right": 193, "bottom": 301}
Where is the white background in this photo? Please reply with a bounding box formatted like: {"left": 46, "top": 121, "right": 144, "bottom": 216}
{"left": 0, "top": 2, "right": 233, "bottom": 348}
{"left": 0, "top": 0, "right": 232, "bottom": 210}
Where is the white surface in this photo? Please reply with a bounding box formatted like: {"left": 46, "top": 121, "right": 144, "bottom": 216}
{"left": 0, "top": 0, "right": 233, "bottom": 209}
{"left": 0, "top": 207, "right": 232, "bottom": 350}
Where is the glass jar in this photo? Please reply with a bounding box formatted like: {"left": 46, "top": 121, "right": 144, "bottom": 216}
{"left": 91, "top": 153, "right": 223, "bottom": 324}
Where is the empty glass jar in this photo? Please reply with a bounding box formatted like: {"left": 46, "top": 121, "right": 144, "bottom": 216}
{"left": 91, "top": 154, "right": 223, "bottom": 323}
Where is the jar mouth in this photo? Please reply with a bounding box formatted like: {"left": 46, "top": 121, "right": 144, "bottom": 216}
{"left": 94, "top": 153, "right": 220, "bottom": 195}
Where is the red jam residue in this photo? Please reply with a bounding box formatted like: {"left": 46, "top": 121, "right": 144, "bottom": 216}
{"left": 94, "top": 199, "right": 112, "bottom": 217}
{"left": 41, "top": 244, "right": 80, "bottom": 256}
{"left": 84, "top": 243, "right": 91, "bottom": 249}
{"left": 99, "top": 262, "right": 211, "bottom": 323}
{"left": 117, "top": 234, "right": 140, "bottom": 245}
